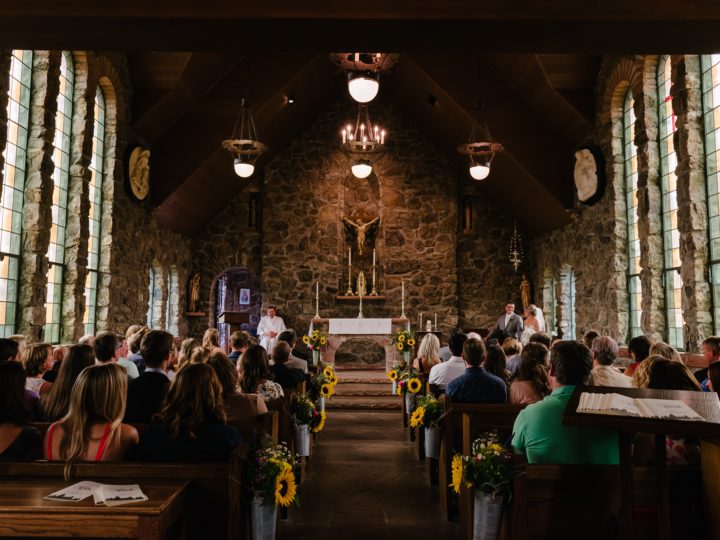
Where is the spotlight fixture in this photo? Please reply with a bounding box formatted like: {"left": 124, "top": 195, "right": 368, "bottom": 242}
{"left": 340, "top": 104, "right": 386, "bottom": 178}
{"left": 457, "top": 103, "right": 503, "bottom": 181}
{"left": 222, "top": 97, "right": 267, "bottom": 178}
{"left": 330, "top": 53, "right": 399, "bottom": 104}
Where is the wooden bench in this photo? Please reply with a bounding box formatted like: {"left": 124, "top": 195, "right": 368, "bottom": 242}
{"left": 0, "top": 446, "right": 246, "bottom": 540}
{"left": 438, "top": 398, "right": 525, "bottom": 522}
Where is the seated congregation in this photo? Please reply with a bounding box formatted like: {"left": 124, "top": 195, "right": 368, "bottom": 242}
{"left": 0, "top": 326, "right": 314, "bottom": 466}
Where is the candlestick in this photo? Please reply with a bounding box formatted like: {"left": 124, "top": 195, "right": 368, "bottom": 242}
{"left": 401, "top": 280, "right": 405, "bottom": 318}
{"left": 315, "top": 281, "right": 320, "bottom": 318}
{"left": 346, "top": 248, "right": 353, "bottom": 295}
{"left": 357, "top": 276, "right": 365, "bottom": 319}
{"left": 420, "top": 313, "right": 423, "bottom": 330}
{"left": 434, "top": 313, "right": 437, "bottom": 330}
{"left": 370, "top": 248, "right": 378, "bottom": 296}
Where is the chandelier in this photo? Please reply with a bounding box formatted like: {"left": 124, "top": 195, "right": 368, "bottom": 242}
{"left": 457, "top": 103, "right": 503, "bottom": 180}
{"left": 222, "top": 97, "right": 267, "bottom": 178}
{"left": 329, "top": 53, "right": 399, "bottom": 104}
{"left": 340, "top": 104, "right": 386, "bottom": 178}
{"left": 509, "top": 221, "right": 523, "bottom": 271}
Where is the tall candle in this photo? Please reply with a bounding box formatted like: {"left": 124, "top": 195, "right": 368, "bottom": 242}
{"left": 373, "top": 248, "right": 376, "bottom": 267}
{"left": 435, "top": 313, "right": 437, "bottom": 330}
{"left": 420, "top": 313, "right": 423, "bottom": 329}
{"left": 348, "top": 247, "right": 352, "bottom": 267}
{"left": 401, "top": 280, "right": 405, "bottom": 316}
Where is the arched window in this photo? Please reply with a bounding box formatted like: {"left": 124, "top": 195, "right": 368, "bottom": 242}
{"left": 701, "top": 54, "right": 720, "bottom": 334}
{"left": 658, "top": 56, "right": 684, "bottom": 348}
{"left": 166, "top": 267, "right": 179, "bottom": 335}
{"left": 147, "top": 262, "right": 163, "bottom": 329}
{"left": 83, "top": 85, "right": 105, "bottom": 336}
{"left": 558, "top": 266, "right": 576, "bottom": 339}
{"left": 0, "top": 50, "right": 32, "bottom": 337}
{"left": 624, "top": 91, "right": 642, "bottom": 339}
{"left": 45, "top": 51, "right": 74, "bottom": 343}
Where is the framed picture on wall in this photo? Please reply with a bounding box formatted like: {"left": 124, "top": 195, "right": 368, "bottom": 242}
{"left": 239, "top": 288, "right": 251, "bottom": 305}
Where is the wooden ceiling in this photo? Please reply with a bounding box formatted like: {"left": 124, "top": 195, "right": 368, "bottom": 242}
{"left": 3, "top": 1, "right": 720, "bottom": 235}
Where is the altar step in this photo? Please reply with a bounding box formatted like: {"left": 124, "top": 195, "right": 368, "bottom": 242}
{"left": 327, "top": 372, "right": 400, "bottom": 410}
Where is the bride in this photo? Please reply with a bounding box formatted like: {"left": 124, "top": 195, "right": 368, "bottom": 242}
{"left": 520, "top": 305, "right": 544, "bottom": 345}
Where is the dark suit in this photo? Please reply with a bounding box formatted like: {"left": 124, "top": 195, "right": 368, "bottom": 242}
{"left": 270, "top": 363, "right": 305, "bottom": 388}
{"left": 124, "top": 371, "right": 170, "bottom": 424}
{"left": 488, "top": 312, "right": 524, "bottom": 341}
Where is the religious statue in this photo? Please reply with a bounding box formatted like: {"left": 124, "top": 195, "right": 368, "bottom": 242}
{"left": 520, "top": 274, "right": 532, "bottom": 310}
{"left": 188, "top": 272, "right": 201, "bottom": 313}
{"left": 342, "top": 215, "right": 380, "bottom": 255}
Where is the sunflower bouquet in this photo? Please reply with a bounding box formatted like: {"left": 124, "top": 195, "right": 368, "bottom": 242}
{"left": 452, "top": 430, "right": 513, "bottom": 499}
{"left": 409, "top": 394, "right": 444, "bottom": 429}
{"left": 309, "top": 363, "right": 337, "bottom": 402}
{"left": 396, "top": 369, "right": 422, "bottom": 395}
{"left": 302, "top": 329, "right": 328, "bottom": 351}
{"left": 391, "top": 329, "right": 416, "bottom": 357}
{"left": 247, "top": 436, "right": 299, "bottom": 508}
{"left": 291, "top": 393, "right": 325, "bottom": 432}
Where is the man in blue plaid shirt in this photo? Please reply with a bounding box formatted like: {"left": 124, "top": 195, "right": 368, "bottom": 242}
{"left": 446, "top": 338, "right": 507, "bottom": 404}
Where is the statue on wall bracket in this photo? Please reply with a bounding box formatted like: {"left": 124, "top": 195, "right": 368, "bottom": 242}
{"left": 342, "top": 215, "right": 380, "bottom": 255}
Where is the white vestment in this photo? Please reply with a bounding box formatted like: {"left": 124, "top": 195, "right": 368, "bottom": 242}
{"left": 257, "top": 315, "right": 287, "bottom": 354}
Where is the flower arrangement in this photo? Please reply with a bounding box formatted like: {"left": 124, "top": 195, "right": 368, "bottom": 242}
{"left": 387, "top": 359, "right": 408, "bottom": 382}
{"left": 391, "top": 329, "right": 416, "bottom": 353}
{"left": 302, "top": 329, "right": 328, "bottom": 351}
{"left": 409, "top": 394, "right": 444, "bottom": 429}
{"left": 452, "top": 430, "right": 513, "bottom": 498}
{"left": 291, "top": 393, "right": 324, "bottom": 431}
{"left": 309, "top": 363, "right": 337, "bottom": 402}
{"left": 247, "top": 436, "right": 299, "bottom": 507}
{"left": 396, "top": 368, "right": 422, "bottom": 395}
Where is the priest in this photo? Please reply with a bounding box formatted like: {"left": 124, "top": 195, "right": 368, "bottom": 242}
{"left": 257, "top": 305, "right": 287, "bottom": 354}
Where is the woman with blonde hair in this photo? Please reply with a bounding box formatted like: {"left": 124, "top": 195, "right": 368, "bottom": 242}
{"left": 44, "top": 363, "right": 139, "bottom": 477}
{"left": 413, "top": 333, "right": 440, "bottom": 373}
{"left": 23, "top": 343, "right": 54, "bottom": 396}
{"left": 632, "top": 355, "right": 668, "bottom": 389}
{"left": 176, "top": 338, "right": 201, "bottom": 371}
{"left": 648, "top": 341, "right": 682, "bottom": 364}
{"left": 202, "top": 328, "right": 220, "bottom": 349}
{"left": 134, "top": 363, "right": 241, "bottom": 461}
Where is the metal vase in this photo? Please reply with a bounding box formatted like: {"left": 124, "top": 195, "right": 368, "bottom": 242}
{"left": 424, "top": 426, "right": 441, "bottom": 459}
{"left": 473, "top": 491, "right": 504, "bottom": 540}
{"left": 392, "top": 380, "right": 398, "bottom": 395}
{"left": 403, "top": 350, "right": 412, "bottom": 365}
{"left": 405, "top": 391, "right": 415, "bottom": 414}
{"left": 312, "top": 349, "right": 320, "bottom": 366}
{"left": 251, "top": 497, "right": 277, "bottom": 540}
{"left": 319, "top": 397, "right": 325, "bottom": 412}
{"left": 295, "top": 424, "right": 310, "bottom": 456}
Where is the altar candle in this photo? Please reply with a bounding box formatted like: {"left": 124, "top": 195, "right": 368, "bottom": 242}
{"left": 373, "top": 248, "right": 376, "bottom": 267}
{"left": 435, "top": 313, "right": 437, "bottom": 329}
{"left": 348, "top": 247, "right": 352, "bottom": 267}
{"left": 420, "top": 313, "right": 423, "bottom": 329}
{"left": 401, "top": 280, "right": 405, "bottom": 315}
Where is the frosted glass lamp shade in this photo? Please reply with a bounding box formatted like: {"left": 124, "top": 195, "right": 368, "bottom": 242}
{"left": 351, "top": 162, "right": 373, "bottom": 178}
{"left": 469, "top": 164, "right": 490, "bottom": 180}
{"left": 234, "top": 158, "right": 255, "bottom": 178}
{"left": 348, "top": 74, "right": 380, "bottom": 103}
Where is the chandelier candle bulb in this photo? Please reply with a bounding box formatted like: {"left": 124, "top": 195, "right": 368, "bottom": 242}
{"left": 341, "top": 129, "right": 347, "bottom": 143}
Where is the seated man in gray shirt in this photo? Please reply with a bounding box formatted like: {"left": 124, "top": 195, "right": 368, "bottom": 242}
{"left": 277, "top": 329, "right": 308, "bottom": 374}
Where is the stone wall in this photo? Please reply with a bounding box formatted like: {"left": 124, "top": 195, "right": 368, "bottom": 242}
{"left": 531, "top": 54, "right": 715, "bottom": 351}
{"left": 0, "top": 50, "right": 192, "bottom": 342}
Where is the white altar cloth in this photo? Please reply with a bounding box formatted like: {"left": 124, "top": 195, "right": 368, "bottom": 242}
{"left": 327, "top": 318, "right": 393, "bottom": 335}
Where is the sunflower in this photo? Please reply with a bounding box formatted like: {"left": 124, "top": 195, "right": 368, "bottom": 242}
{"left": 397, "top": 342, "right": 404, "bottom": 351}
{"left": 407, "top": 338, "right": 415, "bottom": 347}
{"left": 302, "top": 335, "right": 310, "bottom": 345}
{"left": 450, "top": 454, "right": 464, "bottom": 494}
{"left": 409, "top": 406, "right": 425, "bottom": 428}
{"left": 407, "top": 377, "right": 422, "bottom": 394}
{"left": 320, "top": 383, "right": 333, "bottom": 397}
{"left": 312, "top": 330, "right": 319, "bottom": 338}
{"left": 398, "top": 334, "right": 406, "bottom": 342}
{"left": 274, "top": 465, "right": 297, "bottom": 507}
{"left": 387, "top": 369, "right": 398, "bottom": 381}
{"left": 329, "top": 375, "right": 338, "bottom": 385}
{"left": 312, "top": 411, "right": 327, "bottom": 433}
{"left": 323, "top": 366, "right": 334, "bottom": 379}
{"left": 320, "top": 336, "right": 327, "bottom": 345}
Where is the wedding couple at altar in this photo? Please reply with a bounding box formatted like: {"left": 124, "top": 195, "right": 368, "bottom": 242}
{"left": 488, "top": 302, "right": 547, "bottom": 345}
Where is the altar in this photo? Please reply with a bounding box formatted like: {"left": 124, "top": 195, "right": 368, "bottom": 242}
{"left": 310, "top": 317, "right": 410, "bottom": 371}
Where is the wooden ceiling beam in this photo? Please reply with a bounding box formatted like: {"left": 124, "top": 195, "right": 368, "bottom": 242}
{"left": 133, "top": 52, "right": 246, "bottom": 144}
{"left": 481, "top": 54, "right": 595, "bottom": 144}
{"left": 2, "top": 1, "right": 720, "bottom": 52}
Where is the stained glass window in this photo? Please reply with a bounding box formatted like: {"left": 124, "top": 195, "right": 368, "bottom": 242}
{"left": 44, "top": 52, "right": 73, "bottom": 343}
{"left": 701, "top": 54, "right": 720, "bottom": 334}
{"left": 83, "top": 86, "right": 105, "bottom": 336}
{"left": 658, "top": 56, "right": 684, "bottom": 349}
{"left": 0, "top": 50, "right": 32, "bottom": 337}
{"left": 624, "top": 91, "right": 642, "bottom": 339}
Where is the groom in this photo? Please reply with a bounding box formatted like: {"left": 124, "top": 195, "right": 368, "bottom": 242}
{"left": 488, "top": 302, "right": 524, "bottom": 342}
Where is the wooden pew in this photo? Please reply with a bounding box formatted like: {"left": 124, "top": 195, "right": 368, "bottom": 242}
{"left": 506, "top": 463, "right": 703, "bottom": 540}
{"left": 0, "top": 445, "right": 248, "bottom": 540}
{"left": 438, "top": 397, "right": 525, "bottom": 522}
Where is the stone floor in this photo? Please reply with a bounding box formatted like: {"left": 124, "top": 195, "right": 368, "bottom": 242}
{"left": 277, "top": 410, "right": 460, "bottom": 540}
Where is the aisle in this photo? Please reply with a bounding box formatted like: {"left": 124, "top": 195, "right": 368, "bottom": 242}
{"left": 277, "top": 411, "right": 460, "bottom": 539}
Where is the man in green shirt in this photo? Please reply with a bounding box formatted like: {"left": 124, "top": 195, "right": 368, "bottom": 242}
{"left": 512, "top": 340, "right": 619, "bottom": 464}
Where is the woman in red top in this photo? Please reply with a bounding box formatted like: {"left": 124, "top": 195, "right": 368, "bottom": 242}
{"left": 44, "top": 363, "right": 138, "bottom": 478}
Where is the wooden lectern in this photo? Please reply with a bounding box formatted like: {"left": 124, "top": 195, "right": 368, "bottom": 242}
{"left": 217, "top": 311, "right": 250, "bottom": 350}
